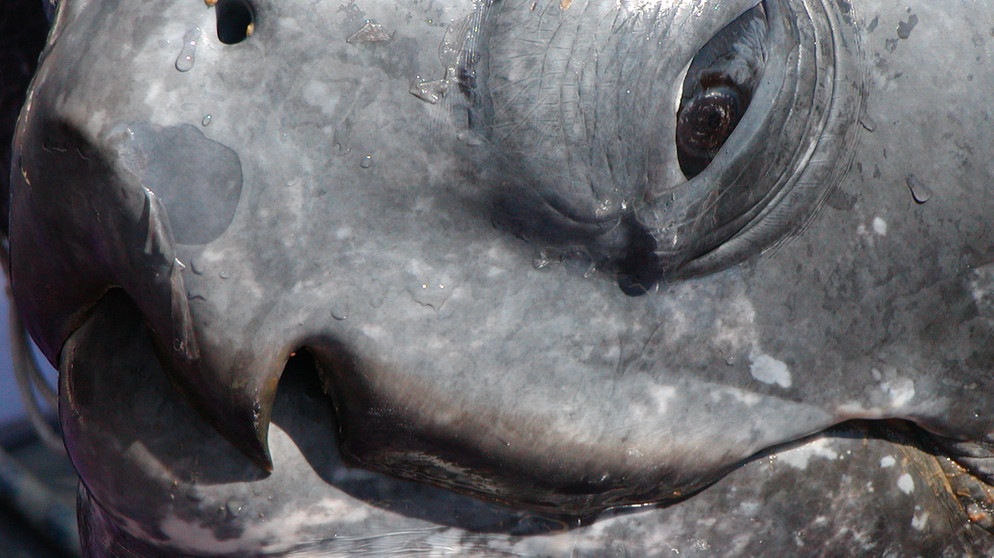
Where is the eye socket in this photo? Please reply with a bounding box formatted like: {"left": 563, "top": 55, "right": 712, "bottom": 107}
{"left": 676, "top": 4, "right": 768, "bottom": 179}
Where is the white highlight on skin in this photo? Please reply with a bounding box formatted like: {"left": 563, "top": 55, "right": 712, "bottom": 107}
{"left": 897, "top": 473, "right": 914, "bottom": 494}
{"left": 748, "top": 352, "right": 792, "bottom": 388}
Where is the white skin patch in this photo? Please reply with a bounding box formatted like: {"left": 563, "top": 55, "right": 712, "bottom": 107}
{"left": 709, "top": 386, "right": 762, "bottom": 407}
{"left": 879, "top": 455, "right": 896, "bottom": 468}
{"left": 749, "top": 352, "right": 792, "bottom": 388}
{"left": 777, "top": 438, "right": 839, "bottom": 470}
{"left": 897, "top": 473, "right": 914, "bottom": 494}
{"left": 648, "top": 384, "right": 677, "bottom": 413}
{"left": 159, "top": 515, "right": 253, "bottom": 555}
{"left": 881, "top": 377, "right": 915, "bottom": 408}
{"left": 969, "top": 264, "right": 994, "bottom": 312}
{"left": 911, "top": 509, "right": 929, "bottom": 531}
{"left": 872, "top": 217, "right": 887, "bottom": 236}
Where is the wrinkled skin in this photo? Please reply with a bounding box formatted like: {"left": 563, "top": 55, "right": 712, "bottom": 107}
{"left": 7, "top": 0, "right": 994, "bottom": 555}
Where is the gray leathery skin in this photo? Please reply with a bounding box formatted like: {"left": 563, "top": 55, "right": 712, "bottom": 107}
{"left": 7, "top": 0, "right": 994, "bottom": 555}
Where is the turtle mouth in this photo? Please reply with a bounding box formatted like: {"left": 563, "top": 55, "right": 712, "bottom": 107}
{"left": 61, "top": 290, "right": 579, "bottom": 555}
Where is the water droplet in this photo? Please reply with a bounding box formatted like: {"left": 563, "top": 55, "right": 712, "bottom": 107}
{"left": 532, "top": 250, "right": 554, "bottom": 271}
{"left": 175, "top": 27, "right": 202, "bottom": 72}
{"left": 457, "top": 130, "right": 483, "bottom": 146}
{"left": 201, "top": 114, "right": 213, "bottom": 126}
{"left": 219, "top": 270, "right": 231, "bottom": 279}
{"left": 562, "top": 250, "right": 596, "bottom": 278}
{"left": 410, "top": 77, "right": 446, "bottom": 104}
{"left": 346, "top": 19, "right": 391, "bottom": 44}
{"left": 331, "top": 305, "right": 350, "bottom": 321}
{"left": 189, "top": 258, "right": 205, "bottom": 275}
{"left": 225, "top": 501, "right": 242, "bottom": 518}
{"left": 594, "top": 198, "right": 619, "bottom": 219}
{"left": 359, "top": 155, "right": 373, "bottom": 168}
{"left": 905, "top": 174, "right": 932, "bottom": 204}
{"left": 408, "top": 282, "right": 452, "bottom": 311}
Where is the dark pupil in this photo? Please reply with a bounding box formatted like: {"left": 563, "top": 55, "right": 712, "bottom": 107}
{"left": 685, "top": 90, "right": 739, "bottom": 150}
{"left": 676, "top": 81, "right": 745, "bottom": 177}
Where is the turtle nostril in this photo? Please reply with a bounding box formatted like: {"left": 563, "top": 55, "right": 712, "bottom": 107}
{"left": 215, "top": 0, "right": 255, "bottom": 45}
{"left": 271, "top": 349, "right": 341, "bottom": 457}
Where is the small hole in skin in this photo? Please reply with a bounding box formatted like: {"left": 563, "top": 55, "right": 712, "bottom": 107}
{"left": 215, "top": 0, "right": 255, "bottom": 44}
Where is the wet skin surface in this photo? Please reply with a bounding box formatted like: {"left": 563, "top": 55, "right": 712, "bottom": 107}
{"left": 6, "top": 0, "right": 994, "bottom": 555}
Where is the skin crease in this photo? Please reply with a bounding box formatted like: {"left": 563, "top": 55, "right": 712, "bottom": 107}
{"left": 6, "top": 0, "right": 994, "bottom": 556}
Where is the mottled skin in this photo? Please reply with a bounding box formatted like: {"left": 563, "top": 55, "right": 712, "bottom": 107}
{"left": 6, "top": 0, "right": 994, "bottom": 555}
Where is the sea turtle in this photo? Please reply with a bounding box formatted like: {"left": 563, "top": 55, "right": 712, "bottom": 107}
{"left": 5, "top": 0, "right": 994, "bottom": 555}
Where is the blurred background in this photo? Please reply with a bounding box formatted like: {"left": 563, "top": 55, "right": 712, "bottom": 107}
{"left": 2, "top": 0, "right": 83, "bottom": 555}
{"left": 0, "top": 280, "right": 80, "bottom": 558}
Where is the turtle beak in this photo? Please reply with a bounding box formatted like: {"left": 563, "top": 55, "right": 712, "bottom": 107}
{"left": 11, "top": 98, "right": 275, "bottom": 472}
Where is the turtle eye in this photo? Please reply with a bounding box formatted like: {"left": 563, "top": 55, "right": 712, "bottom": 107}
{"left": 676, "top": 78, "right": 748, "bottom": 178}
{"left": 676, "top": 4, "right": 768, "bottom": 179}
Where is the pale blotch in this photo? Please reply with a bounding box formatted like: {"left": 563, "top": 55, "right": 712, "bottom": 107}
{"left": 911, "top": 508, "right": 929, "bottom": 531}
{"left": 712, "top": 294, "right": 758, "bottom": 349}
{"left": 897, "top": 473, "right": 914, "bottom": 494}
{"left": 159, "top": 515, "right": 251, "bottom": 555}
{"left": 710, "top": 386, "right": 762, "bottom": 407}
{"left": 778, "top": 438, "right": 839, "bottom": 470}
{"left": 881, "top": 377, "right": 915, "bottom": 408}
{"left": 648, "top": 384, "right": 677, "bottom": 413}
{"left": 749, "top": 352, "right": 792, "bottom": 388}
{"left": 879, "top": 455, "right": 896, "bottom": 468}
{"left": 969, "top": 263, "right": 994, "bottom": 314}
{"left": 872, "top": 216, "right": 887, "bottom": 236}
{"left": 335, "top": 226, "right": 353, "bottom": 240}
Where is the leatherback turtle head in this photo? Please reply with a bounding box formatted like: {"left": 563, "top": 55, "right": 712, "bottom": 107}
{"left": 9, "top": 0, "right": 994, "bottom": 554}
